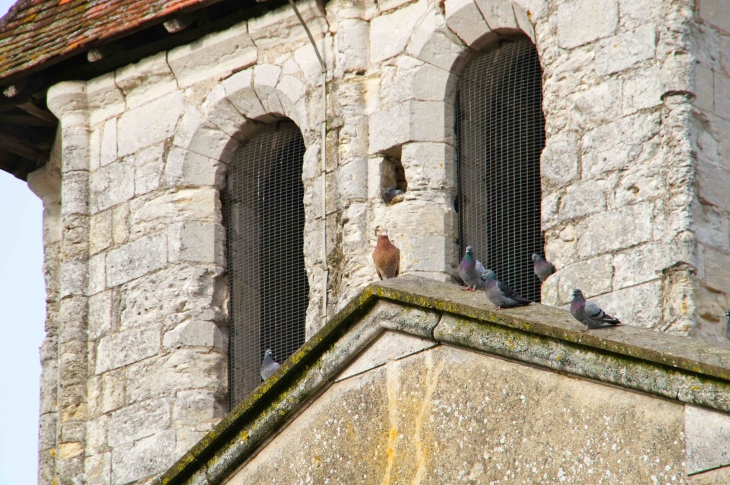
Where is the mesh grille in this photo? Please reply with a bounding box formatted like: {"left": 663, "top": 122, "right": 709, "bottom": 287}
{"left": 455, "top": 36, "right": 546, "bottom": 302}
{"left": 224, "top": 121, "right": 309, "bottom": 407}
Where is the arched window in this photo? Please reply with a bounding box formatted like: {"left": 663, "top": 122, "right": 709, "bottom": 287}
{"left": 224, "top": 120, "right": 309, "bottom": 406}
{"left": 456, "top": 36, "right": 545, "bottom": 302}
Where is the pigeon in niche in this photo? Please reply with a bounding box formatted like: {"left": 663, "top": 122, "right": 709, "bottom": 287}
{"left": 261, "top": 349, "right": 280, "bottom": 381}
{"left": 372, "top": 228, "right": 400, "bottom": 280}
{"left": 532, "top": 254, "right": 555, "bottom": 282}
{"left": 483, "top": 270, "right": 531, "bottom": 310}
{"left": 384, "top": 187, "right": 405, "bottom": 204}
{"left": 570, "top": 289, "right": 621, "bottom": 333}
{"left": 459, "top": 246, "right": 488, "bottom": 291}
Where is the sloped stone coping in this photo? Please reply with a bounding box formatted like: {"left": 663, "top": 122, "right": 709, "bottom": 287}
{"left": 155, "top": 275, "right": 730, "bottom": 485}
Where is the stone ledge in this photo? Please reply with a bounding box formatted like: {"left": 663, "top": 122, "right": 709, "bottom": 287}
{"left": 154, "top": 275, "right": 730, "bottom": 485}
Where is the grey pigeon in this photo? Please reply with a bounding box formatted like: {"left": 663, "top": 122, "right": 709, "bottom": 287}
{"left": 532, "top": 254, "right": 555, "bottom": 282}
{"left": 570, "top": 289, "right": 621, "bottom": 333}
{"left": 483, "top": 270, "right": 531, "bottom": 310}
{"left": 384, "top": 187, "right": 405, "bottom": 204}
{"left": 261, "top": 349, "right": 280, "bottom": 381}
{"left": 725, "top": 309, "right": 730, "bottom": 342}
{"left": 458, "top": 246, "right": 488, "bottom": 291}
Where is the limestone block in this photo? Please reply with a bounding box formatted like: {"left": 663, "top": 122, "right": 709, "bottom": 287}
{"left": 592, "top": 279, "right": 662, "bottom": 328}
{"left": 119, "top": 265, "right": 224, "bottom": 331}
{"left": 168, "top": 22, "right": 257, "bottom": 88}
{"left": 336, "top": 19, "right": 369, "bottom": 75}
{"left": 106, "top": 232, "right": 167, "bottom": 287}
{"left": 46, "top": 81, "right": 89, "bottom": 127}
{"left": 400, "top": 234, "right": 458, "bottom": 274}
{"left": 252, "top": 64, "right": 284, "bottom": 115}
{"left": 512, "top": 4, "right": 535, "bottom": 42}
{"left": 168, "top": 221, "right": 225, "bottom": 265}
{"left": 85, "top": 414, "right": 111, "bottom": 456}
{"left": 302, "top": 144, "right": 321, "bottom": 181}
{"left": 38, "top": 413, "right": 57, "bottom": 451}
{"left": 95, "top": 325, "right": 160, "bottom": 373}
{"left": 163, "top": 147, "right": 226, "bottom": 189}
{"left": 85, "top": 452, "right": 111, "bottom": 485}
{"left": 695, "top": 64, "right": 716, "bottom": 113}
{"left": 201, "top": 84, "right": 250, "bottom": 141}
{"left": 581, "top": 112, "right": 660, "bottom": 179}
{"left": 693, "top": 201, "right": 730, "bottom": 250}
{"left": 703, "top": 247, "right": 730, "bottom": 293}
{"left": 595, "top": 24, "right": 656, "bottom": 76}
{"left": 60, "top": 260, "right": 87, "bottom": 299}
{"left": 89, "top": 210, "right": 112, "bottom": 255}
{"left": 401, "top": 142, "right": 456, "bottom": 190}
{"left": 474, "top": 0, "right": 518, "bottom": 32}
{"left": 377, "top": 0, "right": 413, "bottom": 13}
{"left": 99, "top": 118, "right": 117, "bottom": 167}
{"left": 125, "top": 349, "right": 225, "bottom": 404}
{"left": 406, "top": 8, "right": 465, "bottom": 73}
{"left": 90, "top": 158, "right": 135, "bottom": 213}
{"left": 556, "top": 0, "right": 617, "bottom": 49}
{"left": 540, "top": 132, "right": 578, "bottom": 189}
{"left": 111, "top": 429, "right": 176, "bottom": 485}
{"left": 108, "top": 398, "right": 171, "bottom": 447}
{"left": 87, "top": 72, "right": 126, "bottom": 125}
{"left": 88, "top": 291, "right": 112, "bottom": 341}
{"left": 511, "top": 0, "right": 547, "bottom": 21}
{"left": 370, "top": 0, "right": 428, "bottom": 64}
{"left": 172, "top": 390, "right": 224, "bottom": 431}
{"left": 172, "top": 105, "right": 236, "bottom": 162}
{"left": 576, "top": 203, "right": 653, "bottom": 258}
{"left": 612, "top": 242, "right": 669, "bottom": 290}
{"left": 607, "top": 156, "right": 665, "bottom": 209}
{"left": 293, "top": 36, "right": 334, "bottom": 87}
{"left": 660, "top": 51, "right": 695, "bottom": 96}
{"left": 369, "top": 100, "right": 453, "bottom": 154}
{"left": 619, "top": 0, "right": 662, "bottom": 29}
{"left": 444, "top": 0, "right": 491, "bottom": 48}
{"left": 277, "top": 74, "right": 309, "bottom": 129}
{"left": 128, "top": 188, "right": 219, "bottom": 240}
{"left": 134, "top": 143, "right": 165, "bottom": 195}
{"left": 222, "top": 69, "right": 267, "bottom": 119}
{"left": 541, "top": 191, "right": 559, "bottom": 230}
{"left": 336, "top": 158, "right": 368, "bottom": 201}
{"left": 691, "top": 466, "right": 730, "bottom": 484}
{"left": 163, "top": 320, "right": 226, "bottom": 350}
{"left": 101, "top": 369, "right": 125, "bottom": 414}
{"left": 573, "top": 79, "right": 622, "bottom": 125}
{"left": 62, "top": 170, "right": 89, "bottom": 217}
{"left": 248, "top": 0, "right": 327, "bottom": 51}
{"left": 556, "top": 255, "right": 613, "bottom": 304}
{"left": 622, "top": 65, "right": 662, "bottom": 115}
{"left": 558, "top": 179, "right": 607, "bottom": 220}
{"left": 698, "top": 163, "right": 730, "bottom": 211}
{"left": 716, "top": 72, "right": 730, "bottom": 122}
{"left": 381, "top": 57, "right": 456, "bottom": 108}
{"left": 88, "top": 253, "right": 106, "bottom": 295}
{"left": 721, "top": 36, "right": 730, "bottom": 77}
{"left": 115, "top": 52, "right": 178, "bottom": 110}
{"left": 686, "top": 405, "right": 730, "bottom": 474}
{"left": 117, "top": 91, "right": 185, "bottom": 158}
{"left": 112, "top": 202, "right": 130, "bottom": 246}
{"left": 699, "top": 0, "right": 730, "bottom": 34}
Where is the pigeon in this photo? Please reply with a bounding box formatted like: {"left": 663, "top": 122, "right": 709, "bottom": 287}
{"left": 725, "top": 309, "right": 730, "bottom": 342}
{"left": 384, "top": 187, "right": 405, "bottom": 204}
{"left": 483, "top": 270, "right": 531, "bottom": 310}
{"left": 570, "top": 289, "right": 621, "bottom": 333}
{"left": 261, "top": 349, "right": 280, "bottom": 381}
{"left": 532, "top": 254, "right": 555, "bottom": 282}
{"left": 372, "top": 229, "right": 400, "bottom": 279}
{"left": 459, "top": 246, "right": 488, "bottom": 291}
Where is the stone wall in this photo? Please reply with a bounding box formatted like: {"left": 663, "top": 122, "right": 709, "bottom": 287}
{"left": 30, "top": 0, "right": 727, "bottom": 484}
{"left": 691, "top": 2, "right": 730, "bottom": 346}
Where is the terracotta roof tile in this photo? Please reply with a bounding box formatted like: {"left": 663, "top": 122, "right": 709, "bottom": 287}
{"left": 0, "top": 0, "right": 223, "bottom": 83}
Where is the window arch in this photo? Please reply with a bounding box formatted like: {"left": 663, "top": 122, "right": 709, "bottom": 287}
{"left": 455, "top": 36, "right": 546, "bottom": 302}
{"left": 224, "top": 120, "right": 309, "bottom": 406}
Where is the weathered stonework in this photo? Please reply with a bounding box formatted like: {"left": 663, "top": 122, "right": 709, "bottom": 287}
{"left": 29, "top": 0, "right": 729, "bottom": 484}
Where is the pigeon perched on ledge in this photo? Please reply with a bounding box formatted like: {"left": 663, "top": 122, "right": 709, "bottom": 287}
{"left": 532, "top": 254, "right": 555, "bottom": 282}
{"left": 372, "top": 229, "right": 400, "bottom": 279}
{"left": 384, "top": 187, "right": 405, "bottom": 204}
{"left": 261, "top": 349, "right": 280, "bottom": 381}
{"left": 483, "top": 270, "right": 531, "bottom": 310}
{"left": 459, "top": 246, "right": 488, "bottom": 291}
{"left": 570, "top": 289, "right": 621, "bottom": 333}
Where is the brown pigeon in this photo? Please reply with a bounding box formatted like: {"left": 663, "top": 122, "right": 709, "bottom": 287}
{"left": 373, "top": 229, "right": 400, "bottom": 279}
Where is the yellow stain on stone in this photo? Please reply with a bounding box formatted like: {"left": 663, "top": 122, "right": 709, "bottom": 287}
{"left": 380, "top": 360, "right": 400, "bottom": 485}
{"left": 411, "top": 352, "right": 444, "bottom": 485}
{"left": 58, "top": 442, "right": 83, "bottom": 460}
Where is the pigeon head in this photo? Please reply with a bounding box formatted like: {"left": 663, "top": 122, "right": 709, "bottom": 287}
{"left": 264, "top": 349, "right": 274, "bottom": 358}
{"left": 572, "top": 289, "right": 584, "bottom": 300}
{"left": 465, "top": 246, "right": 474, "bottom": 255}
{"left": 532, "top": 254, "right": 543, "bottom": 262}
{"left": 483, "top": 269, "right": 496, "bottom": 281}
{"left": 385, "top": 188, "right": 396, "bottom": 197}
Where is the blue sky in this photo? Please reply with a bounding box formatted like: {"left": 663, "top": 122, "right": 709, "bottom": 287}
{"left": 0, "top": 3, "right": 45, "bottom": 485}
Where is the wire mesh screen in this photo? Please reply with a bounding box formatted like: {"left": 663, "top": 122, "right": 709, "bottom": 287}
{"left": 224, "top": 121, "right": 309, "bottom": 407}
{"left": 455, "top": 36, "right": 546, "bottom": 302}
